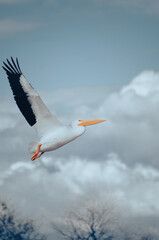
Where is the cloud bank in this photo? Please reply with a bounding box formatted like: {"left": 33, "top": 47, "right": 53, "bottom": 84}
{"left": 1, "top": 70, "right": 159, "bottom": 235}
{"left": 101, "top": 0, "right": 159, "bottom": 15}
{"left": 0, "top": 19, "right": 41, "bottom": 36}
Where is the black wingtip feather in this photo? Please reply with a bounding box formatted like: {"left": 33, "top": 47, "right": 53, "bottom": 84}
{"left": 3, "top": 57, "right": 22, "bottom": 75}
{"left": 16, "top": 58, "right": 22, "bottom": 74}
{"left": 3, "top": 61, "right": 15, "bottom": 74}
{"left": 2, "top": 65, "right": 9, "bottom": 73}
{"left": 11, "top": 57, "right": 21, "bottom": 74}
{"left": 6, "top": 59, "right": 17, "bottom": 74}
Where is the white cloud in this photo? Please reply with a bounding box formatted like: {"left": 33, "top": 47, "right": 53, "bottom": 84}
{"left": 121, "top": 71, "right": 159, "bottom": 97}
{"left": 0, "top": 19, "right": 41, "bottom": 36}
{"left": 92, "top": 70, "right": 159, "bottom": 166}
{"left": 1, "top": 69, "right": 159, "bottom": 235}
{"left": 54, "top": 154, "right": 159, "bottom": 216}
{"left": 0, "top": 0, "right": 36, "bottom": 3}
{"left": 0, "top": 114, "right": 17, "bottom": 131}
{"left": 1, "top": 153, "right": 159, "bottom": 218}
{"left": 0, "top": 0, "right": 19, "bottom": 3}
{"left": 96, "top": 0, "right": 159, "bottom": 15}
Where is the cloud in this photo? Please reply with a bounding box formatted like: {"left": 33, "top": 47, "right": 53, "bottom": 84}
{"left": 0, "top": 0, "right": 20, "bottom": 3}
{"left": 1, "top": 153, "right": 159, "bottom": 218}
{"left": 0, "top": 114, "right": 17, "bottom": 131}
{"left": 0, "top": 19, "right": 41, "bottom": 36}
{"left": 0, "top": 0, "right": 36, "bottom": 3}
{"left": 121, "top": 71, "right": 159, "bottom": 97}
{"left": 90, "top": 70, "right": 159, "bottom": 167}
{"left": 35, "top": 70, "right": 159, "bottom": 168}
{"left": 2, "top": 69, "right": 159, "bottom": 164}
{"left": 123, "top": 0, "right": 159, "bottom": 14}
{"left": 1, "top": 70, "right": 159, "bottom": 236}
{"left": 96, "top": 0, "right": 159, "bottom": 15}
{"left": 54, "top": 153, "right": 159, "bottom": 217}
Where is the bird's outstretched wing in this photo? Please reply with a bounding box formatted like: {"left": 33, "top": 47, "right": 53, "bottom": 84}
{"left": 3, "top": 57, "right": 62, "bottom": 137}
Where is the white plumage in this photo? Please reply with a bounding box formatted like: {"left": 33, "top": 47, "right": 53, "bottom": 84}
{"left": 3, "top": 58, "right": 106, "bottom": 161}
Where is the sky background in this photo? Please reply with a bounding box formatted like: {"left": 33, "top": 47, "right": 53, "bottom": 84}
{"left": 1, "top": 0, "right": 159, "bottom": 239}
{"left": 1, "top": 0, "right": 159, "bottom": 92}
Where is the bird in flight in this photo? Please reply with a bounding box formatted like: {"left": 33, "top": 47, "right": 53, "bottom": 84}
{"left": 3, "top": 58, "right": 106, "bottom": 161}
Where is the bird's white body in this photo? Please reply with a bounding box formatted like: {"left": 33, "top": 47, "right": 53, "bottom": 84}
{"left": 30, "top": 123, "right": 85, "bottom": 154}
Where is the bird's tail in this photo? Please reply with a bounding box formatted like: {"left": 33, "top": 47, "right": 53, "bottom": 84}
{"left": 28, "top": 141, "right": 39, "bottom": 154}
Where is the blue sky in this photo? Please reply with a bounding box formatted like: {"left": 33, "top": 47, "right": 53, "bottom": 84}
{"left": 1, "top": 0, "right": 159, "bottom": 93}
{"left": 1, "top": 1, "right": 159, "bottom": 238}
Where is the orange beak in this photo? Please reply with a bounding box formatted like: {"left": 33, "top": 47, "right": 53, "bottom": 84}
{"left": 78, "top": 119, "right": 106, "bottom": 126}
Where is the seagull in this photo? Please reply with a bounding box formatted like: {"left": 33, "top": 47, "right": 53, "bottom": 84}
{"left": 3, "top": 58, "right": 106, "bottom": 161}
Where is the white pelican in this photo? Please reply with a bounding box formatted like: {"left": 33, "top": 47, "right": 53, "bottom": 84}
{"left": 3, "top": 58, "right": 106, "bottom": 161}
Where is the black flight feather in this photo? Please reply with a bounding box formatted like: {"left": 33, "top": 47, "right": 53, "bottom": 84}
{"left": 6, "top": 59, "right": 17, "bottom": 74}
{"left": 11, "top": 57, "right": 21, "bottom": 74}
{"left": 16, "top": 58, "right": 22, "bottom": 74}
{"left": 2, "top": 57, "right": 36, "bottom": 126}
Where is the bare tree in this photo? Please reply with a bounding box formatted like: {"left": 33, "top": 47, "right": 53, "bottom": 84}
{"left": 139, "top": 228, "right": 159, "bottom": 240}
{"left": 0, "top": 200, "right": 46, "bottom": 240}
{"left": 118, "top": 227, "right": 135, "bottom": 240}
{"left": 118, "top": 220, "right": 159, "bottom": 240}
{"left": 51, "top": 196, "right": 120, "bottom": 240}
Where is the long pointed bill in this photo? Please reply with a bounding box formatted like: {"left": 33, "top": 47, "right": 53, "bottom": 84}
{"left": 78, "top": 119, "right": 106, "bottom": 126}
